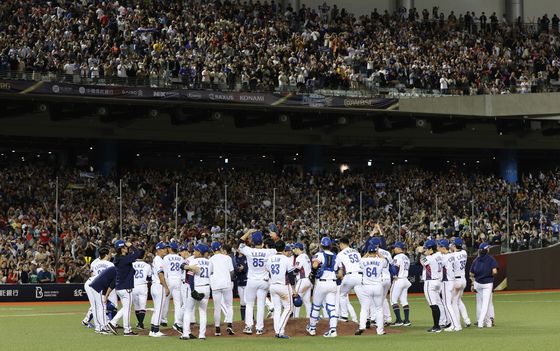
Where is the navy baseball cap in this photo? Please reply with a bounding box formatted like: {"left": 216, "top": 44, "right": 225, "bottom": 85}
{"left": 321, "top": 236, "right": 332, "bottom": 247}
{"left": 155, "top": 241, "right": 168, "bottom": 250}
{"left": 438, "top": 239, "right": 450, "bottom": 249}
{"left": 169, "top": 242, "right": 179, "bottom": 251}
{"left": 294, "top": 242, "right": 304, "bottom": 250}
{"left": 393, "top": 241, "right": 405, "bottom": 249}
{"left": 284, "top": 244, "right": 293, "bottom": 252}
{"left": 370, "top": 237, "right": 381, "bottom": 247}
{"left": 195, "top": 244, "right": 209, "bottom": 254}
{"left": 479, "top": 242, "right": 490, "bottom": 250}
{"left": 453, "top": 237, "right": 463, "bottom": 247}
{"left": 179, "top": 244, "right": 189, "bottom": 252}
{"left": 367, "top": 243, "right": 378, "bottom": 252}
{"left": 252, "top": 231, "right": 263, "bottom": 244}
{"left": 424, "top": 239, "right": 437, "bottom": 249}
{"left": 114, "top": 240, "right": 125, "bottom": 249}
{"left": 211, "top": 241, "right": 222, "bottom": 252}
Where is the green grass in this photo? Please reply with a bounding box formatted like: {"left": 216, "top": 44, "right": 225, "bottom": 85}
{"left": 1, "top": 291, "right": 559, "bottom": 351}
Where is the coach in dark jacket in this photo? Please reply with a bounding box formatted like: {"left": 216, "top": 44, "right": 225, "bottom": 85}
{"left": 107, "top": 240, "right": 145, "bottom": 336}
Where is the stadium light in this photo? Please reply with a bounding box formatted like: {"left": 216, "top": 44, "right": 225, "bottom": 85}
{"left": 225, "top": 158, "right": 229, "bottom": 164}
{"left": 367, "top": 160, "right": 372, "bottom": 167}
{"left": 340, "top": 164, "right": 349, "bottom": 173}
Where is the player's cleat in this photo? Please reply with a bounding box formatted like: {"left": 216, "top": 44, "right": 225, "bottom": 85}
{"left": 149, "top": 331, "right": 166, "bottom": 337}
{"left": 490, "top": 318, "right": 495, "bottom": 327}
{"left": 106, "top": 323, "right": 118, "bottom": 335}
{"left": 188, "top": 334, "right": 197, "bottom": 339}
{"left": 215, "top": 327, "right": 221, "bottom": 336}
{"left": 276, "top": 334, "right": 290, "bottom": 339}
{"left": 384, "top": 322, "right": 391, "bottom": 327}
{"left": 377, "top": 332, "right": 387, "bottom": 336}
{"left": 161, "top": 322, "right": 168, "bottom": 327}
{"left": 115, "top": 324, "right": 122, "bottom": 329}
{"left": 352, "top": 318, "right": 359, "bottom": 323}
{"left": 136, "top": 323, "right": 145, "bottom": 330}
{"left": 354, "top": 329, "right": 364, "bottom": 335}
{"left": 465, "top": 322, "right": 471, "bottom": 328}
{"left": 444, "top": 327, "right": 458, "bottom": 332}
{"left": 306, "top": 325, "right": 316, "bottom": 336}
{"left": 95, "top": 329, "right": 110, "bottom": 335}
{"left": 256, "top": 329, "right": 264, "bottom": 335}
{"left": 124, "top": 331, "right": 139, "bottom": 336}
{"left": 441, "top": 323, "right": 451, "bottom": 329}
{"left": 242, "top": 326, "right": 252, "bottom": 335}
{"left": 82, "top": 320, "right": 88, "bottom": 327}
{"left": 173, "top": 323, "right": 183, "bottom": 333}
{"left": 323, "top": 329, "right": 337, "bottom": 338}
{"left": 427, "top": 327, "right": 442, "bottom": 333}
{"left": 227, "top": 327, "right": 235, "bottom": 335}
{"left": 339, "top": 316, "right": 349, "bottom": 322}
{"left": 403, "top": 321, "right": 412, "bottom": 326}
{"left": 365, "top": 320, "right": 371, "bottom": 329}
{"left": 179, "top": 336, "right": 190, "bottom": 341}
{"left": 199, "top": 337, "right": 206, "bottom": 341}
{"left": 391, "top": 321, "right": 404, "bottom": 326}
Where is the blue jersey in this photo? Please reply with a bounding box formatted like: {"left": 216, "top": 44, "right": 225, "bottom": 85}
{"left": 470, "top": 253, "right": 498, "bottom": 284}
{"left": 90, "top": 266, "right": 116, "bottom": 293}
{"left": 234, "top": 254, "right": 248, "bottom": 287}
{"left": 114, "top": 248, "right": 145, "bottom": 290}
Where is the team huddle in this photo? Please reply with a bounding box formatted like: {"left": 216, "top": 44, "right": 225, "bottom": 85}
{"left": 81, "top": 228, "right": 495, "bottom": 339}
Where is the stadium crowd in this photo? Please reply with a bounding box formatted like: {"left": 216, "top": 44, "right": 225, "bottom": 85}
{"left": 0, "top": 1, "right": 559, "bottom": 95}
{"left": 0, "top": 163, "right": 559, "bottom": 284}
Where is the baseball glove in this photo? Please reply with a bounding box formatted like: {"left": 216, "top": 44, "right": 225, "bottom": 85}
{"left": 191, "top": 290, "right": 205, "bottom": 301}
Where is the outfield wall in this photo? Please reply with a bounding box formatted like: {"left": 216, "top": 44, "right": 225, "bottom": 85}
{"left": 505, "top": 243, "right": 560, "bottom": 290}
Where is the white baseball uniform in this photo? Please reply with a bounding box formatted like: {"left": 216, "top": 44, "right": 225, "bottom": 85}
{"left": 84, "top": 259, "right": 114, "bottom": 332}
{"left": 209, "top": 253, "right": 234, "bottom": 327}
{"left": 376, "top": 248, "right": 393, "bottom": 323}
{"left": 335, "top": 247, "right": 361, "bottom": 321}
{"left": 238, "top": 244, "right": 276, "bottom": 331}
{"left": 293, "top": 252, "right": 312, "bottom": 318}
{"left": 421, "top": 253, "right": 443, "bottom": 307}
{"left": 132, "top": 261, "right": 151, "bottom": 314}
{"left": 357, "top": 256, "right": 387, "bottom": 335}
{"left": 452, "top": 250, "right": 471, "bottom": 326}
{"left": 309, "top": 250, "right": 338, "bottom": 331}
{"left": 441, "top": 252, "right": 461, "bottom": 330}
{"left": 163, "top": 253, "right": 184, "bottom": 327}
{"left": 182, "top": 257, "right": 212, "bottom": 339}
{"left": 150, "top": 255, "right": 167, "bottom": 327}
{"left": 266, "top": 254, "right": 295, "bottom": 335}
{"left": 390, "top": 253, "right": 412, "bottom": 306}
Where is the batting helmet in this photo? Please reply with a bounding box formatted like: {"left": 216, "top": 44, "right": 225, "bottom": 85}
{"left": 293, "top": 294, "right": 303, "bottom": 307}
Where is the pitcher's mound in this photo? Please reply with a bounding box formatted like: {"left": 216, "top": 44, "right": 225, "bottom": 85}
{"left": 138, "top": 319, "right": 404, "bottom": 338}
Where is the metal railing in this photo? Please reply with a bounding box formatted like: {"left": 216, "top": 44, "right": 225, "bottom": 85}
{"left": 0, "top": 68, "right": 558, "bottom": 98}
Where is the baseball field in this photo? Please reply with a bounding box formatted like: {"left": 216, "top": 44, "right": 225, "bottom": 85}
{"left": 2, "top": 290, "right": 558, "bottom": 351}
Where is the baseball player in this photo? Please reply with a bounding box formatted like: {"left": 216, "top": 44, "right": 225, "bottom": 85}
{"left": 234, "top": 249, "right": 248, "bottom": 321}
{"left": 89, "top": 265, "right": 117, "bottom": 334}
{"left": 421, "top": 239, "right": 444, "bottom": 333}
{"left": 335, "top": 236, "right": 361, "bottom": 323}
{"left": 266, "top": 240, "right": 296, "bottom": 339}
{"left": 375, "top": 237, "right": 393, "bottom": 325}
{"left": 438, "top": 239, "right": 461, "bottom": 332}
{"left": 163, "top": 242, "right": 184, "bottom": 333}
{"left": 106, "top": 240, "right": 144, "bottom": 336}
{"left": 355, "top": 242, "right": 388, "bottom": 336}
{"left": 470, "top": 242, "right": 498, "bottom": 328}
{"left": 132, "top": 255, "right": 152, "bottom": 330}
{"left": 450, "top": 237, "right": 471, "bottom": 327}
{"left": 389, "top": 241, "right": 411, "bottom": 326}
{"left": 181, "top": 244, "right": 212, "bottom": 340}
{"left": 149, "top": 241, "right": 170, "bottom": 337}
{"left": 292, "top": 242, "right": 312, "bottom": 318}
{"left": 209, "top": 241, "right": 235, "bottom": 336}
{"left": 238, "top": 229, "right": 277, "bottom": 335}
{"left": 306, "top": 236, "right": 338, "bottom": 338}
{"left": 84, "top": 247, "right": 113, "bottom": 333}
